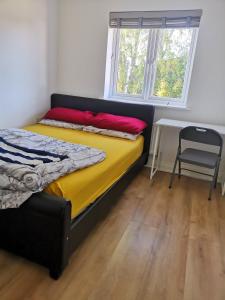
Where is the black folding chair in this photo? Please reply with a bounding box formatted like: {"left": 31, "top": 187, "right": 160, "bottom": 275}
{"left": 169, "top": 126, "right": 223, "bottom": 200}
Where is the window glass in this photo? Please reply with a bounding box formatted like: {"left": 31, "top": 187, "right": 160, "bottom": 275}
{"left": 153, "top": 28, "right": 193, "bottom": 99}
{"left": 116, "top": 29, "right": 149, "bottom": 96}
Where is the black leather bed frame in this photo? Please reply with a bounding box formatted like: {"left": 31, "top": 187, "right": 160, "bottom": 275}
{"left": 0, "top": 94, "right": 155, "bottom": 279}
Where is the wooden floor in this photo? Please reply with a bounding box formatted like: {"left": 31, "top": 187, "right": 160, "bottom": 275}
{"left": 1, "top": 169, "right": 225, "bottom": 300}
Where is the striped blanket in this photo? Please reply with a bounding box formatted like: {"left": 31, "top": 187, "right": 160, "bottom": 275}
{"left": 0, "top": 129, "right": 106, "bottom": 209}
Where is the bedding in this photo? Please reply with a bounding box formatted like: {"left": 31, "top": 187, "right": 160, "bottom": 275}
{"left": 90, "top": 112, "right": 147, "bottom": 134}
{"left": 43, "top": 108, "right": 147, "bottom": 134}
{"left": 0, "top": 128, "right": 105, "bottom": 209}
{"left": 25, "top": 124, "right": 144, "bottom": 218}
{"left": 44, "top": 107, "right": 94, "bottom": 125}
{"left": 39, "top": 119, "right": 140, "bottom": 140}
{"left": 40, "top": 119, "right": 84, "bottom": 131}
{"left": 83, "top": 126, "right": 140, "bottom": 140}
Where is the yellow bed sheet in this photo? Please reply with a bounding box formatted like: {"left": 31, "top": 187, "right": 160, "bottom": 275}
{"left": 25, "top": 124, "right": 144, "bottom": 218}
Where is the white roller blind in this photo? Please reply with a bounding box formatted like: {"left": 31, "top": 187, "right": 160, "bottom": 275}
{"left": 109, "top": 10, "right": 202, "bottom": 29}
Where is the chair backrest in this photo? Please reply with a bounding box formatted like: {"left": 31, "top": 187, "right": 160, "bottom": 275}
{"left": 179, "top": 126, "right": 223, "bottom": 155}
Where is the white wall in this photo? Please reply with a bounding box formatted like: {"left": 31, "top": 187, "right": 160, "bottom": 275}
{"left": 47, "top": 0, "right": 59, "bottom": 94}
{"left": 57, "top": 0, "right": 225, "bottom": 178}
{"left": 0, "top": 0, "right": 59, "bottom": 128}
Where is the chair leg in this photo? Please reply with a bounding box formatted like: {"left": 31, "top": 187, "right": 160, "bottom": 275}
{"left": 178, "top": 161, "right": 181, "bottom": 179}
{"left": 208, "top": 182, "right": 213, "bottom": 201}
{"left": 208, "top": 167, "right": 218, "bottom": 200}
{"left": 214, "top": 165, "right": 219, "bottom": 189}
{"left": 169, "top": 157, "right": 178, "bottom": 189}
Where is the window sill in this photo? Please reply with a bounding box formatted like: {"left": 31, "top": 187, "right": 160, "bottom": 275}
{"left": 103, "top": 97, "right": 191, "bottom": 111}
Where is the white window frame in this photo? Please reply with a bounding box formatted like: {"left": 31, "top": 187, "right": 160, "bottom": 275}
{"left": 104, "top": 27, "right": 199, "bottom": 108}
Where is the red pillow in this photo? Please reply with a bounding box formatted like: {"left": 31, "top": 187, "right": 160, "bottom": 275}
{"left": 90, "top": 113, "right": 147, "bottom": 134}
{"left": 44, "top": 107, "right": 94, "bottom": 126}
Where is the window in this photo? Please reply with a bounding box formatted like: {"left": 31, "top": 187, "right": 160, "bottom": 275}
{"left": 104, "top": 10, "right": 202, "bottom": 108}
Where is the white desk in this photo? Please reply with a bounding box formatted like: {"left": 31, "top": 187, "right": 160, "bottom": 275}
{"left": 150, "top": 118, "right": 225, "bottom": 195}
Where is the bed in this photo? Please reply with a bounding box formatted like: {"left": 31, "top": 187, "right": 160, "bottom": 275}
{"left": 0, "top": 93, "right": 155, "bottom": 279}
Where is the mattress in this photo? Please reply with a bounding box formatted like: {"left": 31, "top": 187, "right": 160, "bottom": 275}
{"left": 25, "top": 124, "right": 144, "bottom": 218}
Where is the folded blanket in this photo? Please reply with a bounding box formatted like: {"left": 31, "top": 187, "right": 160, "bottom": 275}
{"left": 0, "top": 129, "right": 106, "bottom": 209}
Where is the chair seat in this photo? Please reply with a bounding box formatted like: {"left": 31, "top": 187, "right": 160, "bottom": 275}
{"left": 178, "top": 148, "right": 219, "bottom": 169}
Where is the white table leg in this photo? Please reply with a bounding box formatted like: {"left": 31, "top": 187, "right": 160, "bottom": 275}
{"left": 156, "top": 128, "right": 162, "bottom": 170}
{"left": 150, "top": 125, "right": 160, "bottom": 180}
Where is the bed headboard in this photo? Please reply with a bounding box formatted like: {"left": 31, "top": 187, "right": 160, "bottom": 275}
{"left": 51, "top": 93, "right": 155, "bottom": 162}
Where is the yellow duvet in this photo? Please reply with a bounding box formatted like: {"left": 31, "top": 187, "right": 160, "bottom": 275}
{"left": 25, "top": 124, "right": 144, "bottom": 218}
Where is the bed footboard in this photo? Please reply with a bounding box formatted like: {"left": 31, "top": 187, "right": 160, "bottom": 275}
{"left": 0, "top": 193, "right": 71, "bottom": 279}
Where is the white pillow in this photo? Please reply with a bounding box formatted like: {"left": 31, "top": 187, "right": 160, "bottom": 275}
{"left": 83, "top": 126, "right": 140, "bottom": 140}
{"left": 39, "top": 119, "right": 84, "bottom": 130}
{"left": 39, "top": 119, "right": 140, "bottom": 140}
